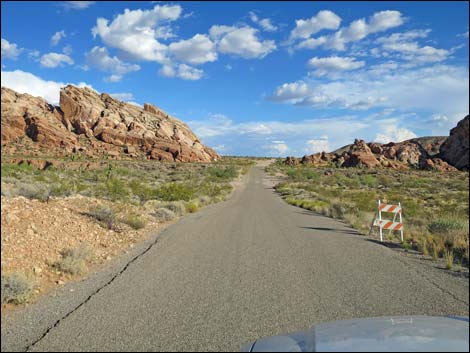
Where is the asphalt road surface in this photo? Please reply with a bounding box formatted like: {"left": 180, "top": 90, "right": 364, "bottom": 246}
{"left": 2, "top": 163, "right": 469, "bottom": 352}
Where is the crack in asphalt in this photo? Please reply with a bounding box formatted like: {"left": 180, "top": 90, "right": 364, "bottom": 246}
{"left": 394, "top": 255, "right": 469, "bottom": 308}
{"left": 25, "top": 233, "right": 163, "bottom": 351}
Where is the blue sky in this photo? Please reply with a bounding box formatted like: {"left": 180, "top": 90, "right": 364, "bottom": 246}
{"left": 1, "top": 1, "right": 469, "bottom": 156}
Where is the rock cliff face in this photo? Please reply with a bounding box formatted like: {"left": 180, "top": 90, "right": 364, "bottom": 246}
{"left": 439, "top": 115, "right": 469, "bottom": 170}
{"left": 1, "top": 85, "right": 219, "bottom": 162}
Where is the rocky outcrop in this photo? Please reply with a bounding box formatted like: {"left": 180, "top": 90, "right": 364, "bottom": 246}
{"left": 1, "top": 85, "right": 219, "bottom": 162}
{"left": 285, "top": 136, "right": 459, "bottom": 172}
{"left": 1, "top": 87, "right": 78, "bottom": 148}
{"left": 439, "top": 115, "right": 469, "bottom": 170}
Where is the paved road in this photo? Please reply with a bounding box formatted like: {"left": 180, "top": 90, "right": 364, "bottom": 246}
{"left": 2, "top": 163, "right": 469, "bottom": 351}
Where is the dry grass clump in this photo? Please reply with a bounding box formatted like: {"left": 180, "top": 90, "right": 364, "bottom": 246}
{"left": 185, "top": 202, "right": 199, "bottom": 213}
{"left": 52, "top": 245, "right": 93, "bottom": 275}
{"left": 1, "top": 272, "right": 35, "bottom": 304}
{"left": 161, "top": 201, "right": 186, "bottom": 216}
{"left": 87, "top": 205, "right": 117, "bottom": 230}
{"left": 152, "top": 208, "right": 176, "bottom": 222}
{"left": 122, "top": 214, "right": 147, "bottom": 229}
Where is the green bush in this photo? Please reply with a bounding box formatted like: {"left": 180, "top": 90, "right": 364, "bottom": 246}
{"left": 207, "top": 166, "right": 238, "bottom": 181}
{"left": 105, "top": 177, "right": 129, "bottom": 201}
{"left": 154, "top": 183, "right": 194, "bottom": 201}
{"left": 185, "top": 202, "right": 198, "bottom": 213}
{"left": 360, "top": 174, "right": 377, "bottom": 187}
{"left": 428, "top": 217, "right": 468, "bottom": 235}
{"left": 123, "top": 214, "right": 146, "bottom": 229}
{"left": 1, "top": 272, "right": 35, "bottom": 304}
{"left": 129, "top": 181, "right": 157, "bottom": 203}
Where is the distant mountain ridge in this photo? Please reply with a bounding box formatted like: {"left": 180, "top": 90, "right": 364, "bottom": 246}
{"left": 285, "top": 116, "right": 469, "bottom": 172}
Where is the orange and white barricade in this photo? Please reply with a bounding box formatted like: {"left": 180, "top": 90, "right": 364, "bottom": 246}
{"left": 369, "top": 199, "right": 403, "bottom": 242}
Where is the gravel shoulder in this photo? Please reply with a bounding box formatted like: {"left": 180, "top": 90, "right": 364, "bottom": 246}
{"left": 2, "top": 163, "right": 468, "bottom": 352}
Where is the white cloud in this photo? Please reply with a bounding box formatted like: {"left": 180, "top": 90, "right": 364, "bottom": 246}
{"left": 178, "top": 64, "right": 204, "bottom": 80}
{"left": 188, "top": 114, "right": 371, "bottom": 156}
{"left": 269, "top": 81, "right": 310, "bottom": 103}
{"left": 62, "top": 44, "right": 73, "bottom": 56}
{"left": 213, "top": 144, "right": 227, "bottom": 153}
{"left": 50, "top": 30, "right": 66, "bottom": 46}
{"left": 109, "top": 92, "right": 134, "bottom": 101}
{"left": 211, "top": 25, "right": 276, "bottom": 59}
{"left": 306, "top": 137, "right": 330, "bottom": 154}
{"left": 374, "top": 126, "right": 417, "bottom": 143}
{"left": 1, "top": 38, "right": 23, "bottom": 59}
{"left": 85, "top": 46, "right": 140, "bottom": 80}
{"left": 249, "top": 11, "right": 278, "bottom": 32}
{"left": 1, "top": 70, "right": 90, "bottom": 105}
{"left": 307, "top": 56, "right": 365, "bottom": 76}
{"left": 259, "top": 18, "right": 277, "bottom": 32}
{"left": 104, "top": 74, "right": 123, "bottom": 83}
{"left": 92, "top": 4, "right": 182, "bottom": 62}
{"left": 295, "top": 36, "right": 328, "bottom": 50}
{"left": 127, "top": 101, "right": 142, "bottom": 107}
{"left": 268, "top": 141, "right": 289, "bottom": 155}
{"left": 28, "top": 50, "right": 40, "bottom": 58}
{"left": 289, "top": 10, "right": 341, "bottom": 40}
{"left": 294, "top": 10, "right": 404, "bottom": 51}
{"left": 376, "top": 30, "right": 449, "bottom": 63}
{"left": 159, "top": 64, "right": 175, "bottom": 77}
{"left": 62, "top": 1, "right": 95, "bottom": 10}
{"left": 40, "top": 52, "right": 74, "bottom": 68}
{"left": 159, "top": 63, "right": 204, "bottom": 80}
{"left": 270, "top": 64, "right": 469, "bottom": 116}
{"left": 169, "top": 34, "right": 217, "bottom": 65}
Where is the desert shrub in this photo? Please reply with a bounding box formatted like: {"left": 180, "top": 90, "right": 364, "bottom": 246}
{"left": 286, "top": 168, "right": 319, "bottom": 181}
{"left": 1, "top": 272, "right": 35, "bottom": 304}
{"left": 443, "top": 250, "right": 454, "bottom": 270}
{"left": 360, "top": 174, "right": 378, "bottom": 187}
{"left": 123, "top": 214, "right": 146, "bottom": 229}
{"left": 198, "top": 195, "right": 212, "bottom": 205}
{"left": 49, "top": 179, "right": 75, "bottom": 197}
{"left": 207, "top": 166, "right": 238, "bottom": 181}
{"left": 129, "top": 181, "right": 157, "bottom": 203}
{"left": 161, "top": 201, "right": 186, "bottom": 216}
{"left": 330, "top": 202, "right": 346, "bottom": 219}
{"left": 53, "top": 245, "right": 93, "bottom": 275}
{"left": 185, "top": 202, "right": 198, "bottom": 213}
{"left": 154, "top": 183, "right": 194, "bottom": 201}
{"left": 428, "top": 217, "right": 468, "bottom": 235}
{"left": 1, "top": 162, "right": 35, "bottom": 178}
{"left": 17, "top": 183, "right": 50, "bottom": 202}
{"left": 88, "top": 206, "right": 116, "bottom": 230}
{"left": 105, "top": 177, "right": 129, "bottom": 201}
{"left": 152, "top": 208, "right": 176, "bottom": 222}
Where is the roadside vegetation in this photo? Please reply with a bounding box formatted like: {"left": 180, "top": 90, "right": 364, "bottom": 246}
{"left": 1, "top": 157, "right": 255, "bottom": 306}
{"left": 267, "top": 159, "right": 469, "bottom": 269}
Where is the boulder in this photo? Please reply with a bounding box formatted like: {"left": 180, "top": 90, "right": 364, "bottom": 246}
{"left": 424, "top": 158, "right": 458, "bottom": 172}
{"left": 439, "top": 115, "right": 469, "bottom": 170}
{"left": 343, "top": 152, "right": 381, "bottom": 168}
{"left": 285, "top": 157, "right": 300, "bottom": 166}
